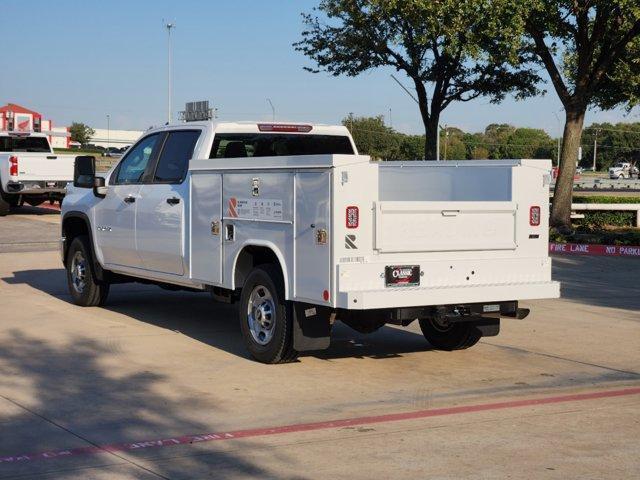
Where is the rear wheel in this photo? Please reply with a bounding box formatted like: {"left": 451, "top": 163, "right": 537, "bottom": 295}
{"left": 239, "top": 264, "right": 298, "bottom": 364}
{"left": 0, "top": 197, "right": 9, "bottom": 216}
{"left": 66, "top": 235, "right": 110, "bottom": 306}
{"left": 0, "top": 190, "right": 16, "bottom": 215}
{"left": 418, "top": 317, "right": 481, "bottom": 351}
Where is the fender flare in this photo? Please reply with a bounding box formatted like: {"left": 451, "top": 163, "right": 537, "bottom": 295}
{"left": 61, "top": 211, "right": 106, "bottom": 282}
{"left": 231, "top": 240, "right": 290, "bottom": 300}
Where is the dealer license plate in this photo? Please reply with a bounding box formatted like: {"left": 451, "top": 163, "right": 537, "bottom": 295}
{"left": 385, "top": 265, "right": 420, "bottom": 287}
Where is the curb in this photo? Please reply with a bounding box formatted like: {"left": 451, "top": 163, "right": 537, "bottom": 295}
{"left": 549, "top": 242, "right": 640, "bottom": 257}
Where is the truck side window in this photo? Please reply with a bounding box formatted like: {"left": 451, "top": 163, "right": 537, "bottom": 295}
{"left": 114, "top": 134, "right": 161, "bottom": 184}
{"left": 153, "top": 130, "right": 201, "bottom": 183}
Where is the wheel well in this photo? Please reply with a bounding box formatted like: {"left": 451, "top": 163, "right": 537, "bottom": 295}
{"left": 62, "top": 216, "right": 90, "bottom": 265}
{"left": 234, "top": 245, "right": 285, "bottom": 295}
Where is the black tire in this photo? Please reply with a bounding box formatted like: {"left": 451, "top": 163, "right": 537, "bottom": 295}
{"left": 0, "top": 196, "right": 9, "bottom": 216}
{"left": 239, "top": 264, "right": 298, "bottom": 364}
{"left": 66, "top": 235, "right": 110, "bottom": 307}
{"left": 418, "top": 318, "right": 481, "bottom": 351}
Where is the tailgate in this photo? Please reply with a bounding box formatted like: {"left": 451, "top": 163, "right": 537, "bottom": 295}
{"left": 13, "top": 154, "right": 75, "bottom": 181}
{"left": 374, "top": 201, "right": 517, "bottom": 253}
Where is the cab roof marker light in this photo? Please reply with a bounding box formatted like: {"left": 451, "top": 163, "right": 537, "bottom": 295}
{"left": 257, "top": 124, "right": 313, "bottom": 133}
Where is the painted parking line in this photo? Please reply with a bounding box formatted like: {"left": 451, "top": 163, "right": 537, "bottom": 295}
{"left": 2, "top": 386, "right": 639, "bottom": 465}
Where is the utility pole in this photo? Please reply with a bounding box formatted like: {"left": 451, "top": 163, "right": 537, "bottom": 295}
{"left": 593, "top": 128, "right": 599, "bottom": 171}
{"left": 164, "top": 21, "right": 175, "bottom": 124}
{"left": 106, "top": 114, "right": 110, "bottom": 151}
{"left": 388, "top": 107, "right": 392, "bottom": 128}
{"left": 443, "top": 125, "right": 449, "bottom": 161}
{"left": 267, "top": 98, "right": 275, "bottom": 121}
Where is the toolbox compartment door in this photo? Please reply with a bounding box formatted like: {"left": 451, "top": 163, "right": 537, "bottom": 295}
{"left": 190, "top": 173, "right": 223, "bottom": 284}
{"left": 374, "top": 201, "right": 517, "bottom": 253}
{"left": 295, "top": 171, "right": 331, "bottom": 303}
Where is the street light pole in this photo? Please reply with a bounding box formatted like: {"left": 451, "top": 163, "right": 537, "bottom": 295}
{"left": 267, "top": 98, "right": 275, "bottom": 121}
{"left": 106, "top": 114, "right": 110, "bottom": 151}
{"left": 165, "top": 21, "right": 175, "bottom": 124}
{"left": 443, "top": 125, "right": 449, "bottom": 161}
{"left": 593, "top": 128, "right": 599, "bottom": 171}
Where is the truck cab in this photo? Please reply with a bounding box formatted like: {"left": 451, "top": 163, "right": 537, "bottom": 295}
{"left": 61, "top": 121, "right": 559, "bottom": 363}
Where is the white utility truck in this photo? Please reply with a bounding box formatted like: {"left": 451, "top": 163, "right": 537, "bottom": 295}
{"left": 0, "top": 132, "right": 75, "bottom": 215}
{"left": 61, "top": 121, "right": 560, "bottom": 363}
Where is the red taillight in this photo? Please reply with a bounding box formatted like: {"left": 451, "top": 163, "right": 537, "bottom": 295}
{"left": 9, "top": 156, "right": 18, "bottom": 176}
{"left": 529, "top": 206, "right": 541, "bottom": 226}
{"left": 346, "top": 206, "right": 359, "bottom": 228}
{"left": 257, "top": 123, "right": 313, "bottom": 133}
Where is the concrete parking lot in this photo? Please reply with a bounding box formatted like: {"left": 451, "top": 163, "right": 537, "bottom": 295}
{"left": 0, "top": 208, "right": 639, "bottom": 479}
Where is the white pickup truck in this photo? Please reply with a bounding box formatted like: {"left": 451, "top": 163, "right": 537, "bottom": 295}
{"left": 0, "top": 132, "right": 76, "bottom": 215}
{"left": 61, "top": 121, "right": 559, "bottom": 363}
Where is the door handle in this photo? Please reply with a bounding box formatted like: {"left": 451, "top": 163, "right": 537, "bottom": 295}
{"left": 166, "top": 197, "right": 181, "bottom": 205}
{"left": 124, "top": 196, "right": 136, "bottom": 204}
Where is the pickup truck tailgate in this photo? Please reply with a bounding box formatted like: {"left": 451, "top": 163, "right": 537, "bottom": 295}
{"left": 374, "top": 201, "right": 517, "bottom": 253}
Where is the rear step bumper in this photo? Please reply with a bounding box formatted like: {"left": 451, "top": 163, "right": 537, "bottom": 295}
{"left": 338, "top": 281, "right": 560, "bottom": 310}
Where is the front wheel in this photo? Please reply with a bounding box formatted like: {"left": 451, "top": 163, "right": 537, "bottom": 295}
{"left": 418, "top": 317, "right": 481, "bottom": 351}
{"left": 66, "top": 235, "right": 110, "bottom": 306}
{"left": 239, "top": 264, "right": 298, "bottom": 364}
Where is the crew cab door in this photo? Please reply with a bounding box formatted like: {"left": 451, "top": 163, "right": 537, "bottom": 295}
{"left": 95, "top": 133, "right": 163, "bottom": 268}
{"left": 135, "top": 130, "right": 201, "bottom": 275}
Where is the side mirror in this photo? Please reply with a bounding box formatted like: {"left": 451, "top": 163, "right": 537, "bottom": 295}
{"left": 93, "top": 176, "right": 107, "bottom": 198}
{"left": 73, "top": 156, "right": 96, "bottom": 188}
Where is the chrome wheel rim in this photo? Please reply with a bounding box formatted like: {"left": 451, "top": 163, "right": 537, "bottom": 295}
{"left": 247, "top": 285, "right": 276, "bottom": 345}
{"left": 70, "top": 251, "right": 87, "bottom": 294}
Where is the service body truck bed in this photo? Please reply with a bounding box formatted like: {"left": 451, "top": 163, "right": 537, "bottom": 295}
{"left": 61, "top": 121, "right": 559, "bottom": 363}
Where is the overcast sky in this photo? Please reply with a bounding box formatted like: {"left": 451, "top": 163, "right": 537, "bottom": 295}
{"left": 2, "top": 0, "right": 637, "bottom": 135}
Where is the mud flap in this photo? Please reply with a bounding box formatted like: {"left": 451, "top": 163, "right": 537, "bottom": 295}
{"left": 292, "top": 302, "right": 332, "bottom": 351}
{"left": 475, "top": 318, "right": 500, "bottom": 337}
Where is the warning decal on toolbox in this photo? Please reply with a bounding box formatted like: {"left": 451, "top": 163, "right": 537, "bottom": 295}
{"left": 228, "top": 197, "right": 284, "bottom": 221}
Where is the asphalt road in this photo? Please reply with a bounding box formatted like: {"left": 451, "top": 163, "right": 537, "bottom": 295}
{"left": 0, "top": 210, "right": 638, "bottom": 479}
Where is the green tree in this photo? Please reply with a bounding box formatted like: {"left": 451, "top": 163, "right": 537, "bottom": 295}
{"left": 69, "top": 122, "right": 95, "bottom": 146}
{"left": 471, "top": 145, "right": 490, "bottom": 159}
{"left": 497, "top": 128, "right": 554, "bottom": 159}
{"left": 398, "top": 135, "right": 425, "bottom": 160}
{"left": 295, "top": 0, "right": 539, "bottom": 159}
{"left": 582, "top": 123, "right": 640, "bottom": 170}
{"left": 440, "top": 127, "right": 467, "bottom": 160}
{"left": 343, "top": 114, "right": 401, "bottom": 160}
{"left": 524, "top": 1, "right": 640, "bottom": 229}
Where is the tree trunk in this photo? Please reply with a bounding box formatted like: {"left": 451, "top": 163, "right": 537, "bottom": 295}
{"left": 424, "top": 115, "right": 439, "bottom": 160}
{"left": 412, "top": 78, "right": 439, "bottom": 160}
{"left": 550, "top": 107, "right": 586, "bottom": 230}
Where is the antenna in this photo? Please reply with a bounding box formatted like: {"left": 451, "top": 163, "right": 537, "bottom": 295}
{"left": 164, "top": 20, "right": 176, "bottom": 123}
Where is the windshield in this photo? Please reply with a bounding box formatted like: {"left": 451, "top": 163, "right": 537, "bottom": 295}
{"left": 210, "top": 133, "right": 354, "bottom": 158}
{"left": 0, "top": 136, "right": 51, "bottom": 153}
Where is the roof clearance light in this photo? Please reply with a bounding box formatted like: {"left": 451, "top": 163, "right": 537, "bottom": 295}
{"left": 257, "top": 124, "right": 313, "bottom": 133}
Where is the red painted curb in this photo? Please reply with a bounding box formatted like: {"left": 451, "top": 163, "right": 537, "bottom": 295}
{"left": 2, "top": 386, "right": 639, "bottom": 465}
{"left": 549, "top": 242, "right": 640, "bottom": 257}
